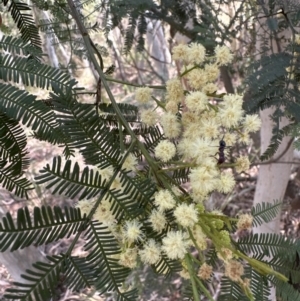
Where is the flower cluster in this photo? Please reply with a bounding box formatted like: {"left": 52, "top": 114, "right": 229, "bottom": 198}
{"left": 76, "top": 42, "right": 260, "bottom": 298}
{"left": 130, "top": 42, "right": 259, "bottom": 293}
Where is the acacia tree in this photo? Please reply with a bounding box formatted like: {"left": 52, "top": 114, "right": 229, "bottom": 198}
{"left": 1, "top": 1, "right": 300, "bottom": 301}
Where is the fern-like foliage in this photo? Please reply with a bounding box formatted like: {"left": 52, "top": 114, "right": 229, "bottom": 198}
{"left": 246, "top": 267, "right": 270, "bottom": 301}
{"left": 271, "top": 278, "right": 300, "bottom": 301}
{"left": 251, "top": 200, "right": 282, "bottom": 227}
{"left": 36, "top": 156, "right": 106, "bottom": 200}
{"left": 218, "top": 277, "right": 249, "bottom": 301}
{"left": 0, "top": 35, "right": 43, "bottom": 61}
{"left": 4, "top": 254, "right": 66, "bottom": 301}
{"left": 0, "top": 159, "right": 33, "bottom": 198}
{"left": 124, "top": 13, "right": 138, "bottom": 55}
{"left": 63, "top": 255, "right": 96, "bottom": 291}
{"left": 107, "top": 171, "right": 156, "bottom": 220}
{"left": 0, "top": 112, "right": 29, "bottom": 174}
{"left": 245, "top": 49, "right": 300, "bottom": 160}
{"left": 1, "top": 0, "right": 42, "bottom": 50}
{"left": 152, "top": 254, "right": 181, "bottom": 277}
{"left": 50, "top": 83, "right": 123, "bottom": 169}
{"left": 259, "top": 123, "right": 294, "bottom": 162}
{"left": 0, "top": 53, "right": 72, "bottom": 89}
{"left": 84, "top": 221, "right": 138, "bottom": 300}
{"left": 237, "top": 233, "right": 298, "bottom": 258}
{"left": 0, "top": 95, "right": 32, "bottom": 197}
{"left": 0, "top": 83, "right": 70, "bottom": 147}
{"left": 0, "top": 206, "right": 86, "bottom": 252}
{"left": 98, "top": 103, "right": 139, "bottom": 124}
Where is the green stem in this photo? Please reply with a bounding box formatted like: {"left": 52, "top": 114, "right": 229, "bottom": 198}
{"left": 180, "top": 65, "right": 198, "bottom": 77}
{"left": 151, "top": 95, "right": 166, "bottom": 109}
{"left": 105, "top": 76, "right": 166, "bottom": 89}
{"left": 185, "top": 254, "right": 200, "bottom": 301}
{"left": 199, "top": 219, "right": 288, "bottom": 283}
{"left": 237, "top": 251, "right": 288, "bottom": 282}
{"left": 194, "top": 277, "right": 214, "bottom": 301}
{"left": 188, "top": 228, "right": 204, "bottom": 261}
{"left": 68, "top": 0, "right": 163, "bottom": 181}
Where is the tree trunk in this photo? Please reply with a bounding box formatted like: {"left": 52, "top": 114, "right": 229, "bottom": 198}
{"left": 253, "top": 1, "right": 294, "bottom": 298}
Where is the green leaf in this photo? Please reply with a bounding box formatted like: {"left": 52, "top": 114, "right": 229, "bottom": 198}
{"left": 0, "top": 83, "right": 69, "bottom": 147}
{"left": 251, "top": 201, "right": 282, "bottom": 227}
{"left": 4, "top": 255, "right": 65, "bottom": 301}
{"left": 237, "top": 233, "right": 298, "bottom": 258}
{"left": 0, "top": 206, "right": 86, "bottom": 251}
{"left": 84, "top": 221, "right": 138, "bottom": 300}
{"left": 0, "top": 112, "right": 29, "bottom": 174}
{"left": 35, "top": 156, "right": 105, "bottom": 200}
{"left": 2, "top": 0, "right": 42, "bottom": 50}
{"left": 0, "top": 160, "right": 33, "bottom": 198}
{"left": 0, "top": 54, "right": 71, "bottom": 89}
{"left": 0, "top": 35, "right": 43, "bottom": 61}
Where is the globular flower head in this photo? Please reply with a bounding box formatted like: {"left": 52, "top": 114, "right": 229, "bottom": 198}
{"left": 236, "top": 214, "right": 253, "bottom": 231}
{"left": 238, "top": 131, "right": 250, "bottom": 144}
{"left": 119, "top": 248, "right": 138, "bottom": 269}
{"left": 148, "top": 209, "right": 167, "bottom": 233}
{"left": 222, "top": 94, "right": 243, "bottom": 109}
{"left": 139, "top": 239, "right": 161, "bottom": 265}
{"left": 181, "top": 111, "right": 199, "bottom": 127}
{"left": 198, "top": 263, "right": 213, "bottom": 280}
{"left": 94, "top": 199, "right": 116, "bottom": 226}
{"left": 177, "top": 138, "right": 194, "bottom": 160}
{"left": 217, "top": 172, "right": 236, "bottom": 194}
{"left": 122, "top": 153, "right": 137, "bottom": 171}
{"left": 218, "top": 106, "right": 244, "bottom": 129}
{"left": 187, "top": 42, "right": 206, "bottom": 64}
{"left": 179, "top": 268, "right": 190, "bottom": 279}
{"left": 202, "top": 82, "right": 218, "bottom": 94}
{"left": 224, "top": 132, "right": 237, "bottom": 146}
{"left": 123, "top": 219, "right": 144, "bottom": 243}
{"left": 215, "top": 45, "right": 233, "bottom": 65}
{"left": 155, "top": 140, "right": 176, "bottom": 162}
{"left": 161, "top": 112, "right": 181, "bottom": 139}
{"left": 185, "top": 91, "right": 208, "bottom": 114}
{"left": 172, "top": 44, "right": 189, "bottom": 62}
{"left": 162, "top": 230, "right": 190, "bottom": 260}
{"left": 154, "top": 189, "right": 176, "bottom": 212}
{"left": 224, "top": 260, "right": 244, "bottom": 282}
{"left": 165, "top": 78, "right": 184, "bottom": 103}
{"left": 200, "top": 118, "right": 220, "bottom": 140}
{"left": 243, "top": 114, "right": 261, "bottom": 133}
{"left": 217, "top": 247, "right": 233, "bottom": 262}
{"left": 140, "top": 109, "right": 158, "bottom": 126}
{"left": 204, "top": 63, "right": 220, "bottom": 82}
{"left": 183, "top": 123, "right": 203, "bottom": 140}
{"left": 174, "top": 203, "right": 198, "bottom": 228}
{"left": 190, "top": 166, "right": 219, "bottom": 196}
{"left": 189, "top": 137, "right": 216, "bottom": 162}
{"left": 235, "top": 156, "right": 250, "bottom": 173}
{"left": 187, "top": 68, "right": 208, "bottom": 90}
{"left": 165, "top": 100, "right": 179, "bottom": 113}
{"left": 135, "top": 87, "right": 152, "bottom": 104}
